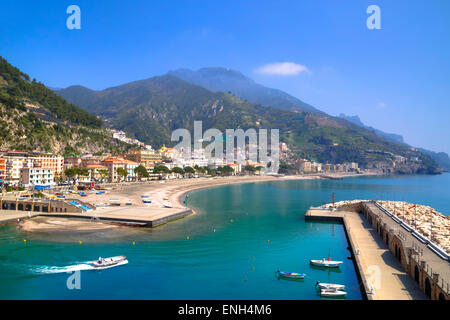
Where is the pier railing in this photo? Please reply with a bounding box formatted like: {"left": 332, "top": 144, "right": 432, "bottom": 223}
{"left": 410, "top": 252, "right": 450, "bottom": 295}
{"left": 373, "top": 201, "right": 450, "bottom": 261}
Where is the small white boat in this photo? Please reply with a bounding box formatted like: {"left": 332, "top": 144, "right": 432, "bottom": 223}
{"left": 89, "top": 256, "right": 128, "bottom": 269}
{"left": 163, "top": 201, "right": 173, "bottom": 208}
{"left": 310, "top": 259, "right": 343, "bottom": 268}
{"left": 320, "top": 288, "right": 347, "bottom": 297}
{"left": 316, "top": 281, "right": 346, "bottom": 290}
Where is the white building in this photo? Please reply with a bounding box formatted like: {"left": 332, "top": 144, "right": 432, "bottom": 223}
{"left": 20, "top": 167, "right": 54, "bottom": 187}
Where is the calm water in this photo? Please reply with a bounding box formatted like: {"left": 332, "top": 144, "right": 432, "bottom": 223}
{"left": 0, "top": 173, "right": 449, "bottom": 300}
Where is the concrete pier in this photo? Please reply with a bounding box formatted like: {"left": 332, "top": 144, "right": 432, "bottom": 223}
{"left": 305, "top": 202, "right": 449, "bottom": 300}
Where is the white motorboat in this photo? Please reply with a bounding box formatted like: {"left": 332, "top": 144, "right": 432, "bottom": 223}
{"left": 315, "top": 281, "right": 346, "bottom": 290}
{"left": 320, "top": 288, "right": 347, "bottom": 297}
{"left": 310, "top": 259, "right": 343, "bottom": 268}
{"left": 163, "top": 201, "right": 173, "bottom": 208}
{"left": 89, "top": 256, "right": 128, "bottom": 269}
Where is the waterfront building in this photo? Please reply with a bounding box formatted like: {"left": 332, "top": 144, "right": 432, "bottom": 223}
{"left": 28, "top": 152, "right": 64, "bottom": 177}
{"left": 127, "top": 149, "right": 162, "bottom": 169}
{"left": 20, "top": 167, "right": 54, "bottom": 187}
{"left": 124, "top": 159, "right": 139, "bottom": 181}
{"left": 3, "top": 151, "right": 30, "bottom": 186}
{"left": 85, "top": 164, "right": 109, "bottom": 182}
{"left": 64, "top": 156, "right": 82, "bottom": 170}
{"left": 0, "top": 154, "right": 5, "bottom": 186}
{"left": 300, "top": 160, "right": 312, "bottom": 173}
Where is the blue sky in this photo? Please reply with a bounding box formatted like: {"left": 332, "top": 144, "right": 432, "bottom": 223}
{"left": 1, "top": 0, "right": 449, "bottom": 154}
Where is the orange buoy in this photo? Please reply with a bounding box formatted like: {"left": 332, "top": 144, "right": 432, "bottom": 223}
{"left": 267, "top": 240, "right": 270, "bottom": 243}
{"left": 252, "top": 266, "right": 255, "bottom": 271}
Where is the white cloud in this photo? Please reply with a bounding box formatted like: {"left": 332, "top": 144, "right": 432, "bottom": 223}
{"left": 254, "top": 62, "right": 310, "bottom": 76}
{"left": 376, "top": 102, "right": 387, "bottom": 109}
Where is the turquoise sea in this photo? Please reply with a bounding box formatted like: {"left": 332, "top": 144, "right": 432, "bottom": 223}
{"left": 0, "top": 173, "right": 449, "bottom": 300}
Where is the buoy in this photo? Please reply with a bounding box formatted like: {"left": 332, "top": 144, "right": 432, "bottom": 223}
{"left": 244, "top": 278, "right": 247, "bottom": 281}
{"left": 213, "top": 229, "right": 216, "bottom": 233}
{"left": 267, "top": 240, "right": 270, "bottom": 243}
{"left": 23, "top": 239, "right": 27, "bottom": 243}
{"left": 132, "top": 241, "right": 135, "bottom": 246}
{"left": 252, "top": 257, "right": 255, "bottom": 262}
{"left": 187, "top": 236, "right": 190, "bottom": 240}
{"left": 79, "top": 241, "right": 82, "bottom": 244}
{"left": 252, "top": 267, "right": 255, "bottom": 271}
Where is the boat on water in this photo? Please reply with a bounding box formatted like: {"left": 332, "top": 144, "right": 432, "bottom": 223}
{"left": 320, "top": 287, "right": 347, "bottom": 297}
{"left": 163, "top": 201, "right": 173, "bottom": 208}
{"left": 310, "top": 249, "right": 343, "bottom": 268}
{"left": 89, "top": 256, "right": 128, "bottom": 269}
{"left": 310, "top": 259, "right": 343, "bottom": 268}
{"left": 276, "top": 270, "right": 306, "bottom": 279}
{"left": 315, "top": 281, "right": 346, "bottom": 290}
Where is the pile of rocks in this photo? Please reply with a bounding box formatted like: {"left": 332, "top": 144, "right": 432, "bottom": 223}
{"left": 378, "top": 201, "right": 450, "bottom": 254}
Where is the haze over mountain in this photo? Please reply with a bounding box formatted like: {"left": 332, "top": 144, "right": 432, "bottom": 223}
{"left": 169, "top": 68, "right": 324, "bottom": 115}
{"left": 339, "top": 114, "right": 450, "bottom": 171}
{"left": 55, "top": 72, "right": 441, "bottom": 174}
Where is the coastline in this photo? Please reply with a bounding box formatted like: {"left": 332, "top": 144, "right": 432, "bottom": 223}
{"left": 13, "top": 172, "right": 380, "bottom": 233}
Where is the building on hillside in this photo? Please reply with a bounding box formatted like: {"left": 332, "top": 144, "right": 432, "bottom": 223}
{"left": 299, "top": 160, "right": 312, "bottom": 173}
{"left": 64, "top": 157, "right": 82, "bottom": 170}
{"left": 0, "top": 155, "right": 5, "bottom": 186}
{"left": 158, "top": 145, "right": 183, "bottom": 160}
{"left": 126, "top": 149, "right": 162, "bottom": 169}
{"left": 28, "top": 152, "right": 64, "bottom": 177}
{"left": 3, "top": 151, "right": 30, "bottom": 186}
{"left": 20, "top": 168, "right": 54, "bottom": 188}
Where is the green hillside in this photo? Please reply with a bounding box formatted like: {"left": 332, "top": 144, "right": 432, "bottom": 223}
{"left": 0, "top": 57, "right": 133, "bottom": 155}
{"left": 57, "top": 74, "right": 441, "bottom": 174}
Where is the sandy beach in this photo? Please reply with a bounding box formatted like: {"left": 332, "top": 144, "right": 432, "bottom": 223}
{"left": 18, "top": 172, "right": 378, "bottom": 232}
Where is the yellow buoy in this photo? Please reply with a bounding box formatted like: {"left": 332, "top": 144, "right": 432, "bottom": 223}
{"left": 187, "top": 236, "right": 190, "bottom": 240}
{"left": 79, "top": 241, "right": 82, "bottom": 244}
{"left": 23, "top": 239, "right": 27, "bottom": 243}
{"left": 132, "top": 241, "right": 135, "bottom": 246}
{"left": 213, "top": 229, "right": 216, "bottom": 233}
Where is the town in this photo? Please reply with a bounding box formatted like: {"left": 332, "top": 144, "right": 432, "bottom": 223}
{"left": 0, "top": 141, "right": 362, "bottom": 191}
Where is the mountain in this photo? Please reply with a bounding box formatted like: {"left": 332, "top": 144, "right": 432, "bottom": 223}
{"left": 169, "top": 67, "right": 324, "bottom": 114}
{"left": 56, "top": 74, "right": 441, "bottom": 174}
{"left": 0, "top": 57, "right": 133, "bottom": 155}
{"left": 339, "top": 113, "right": 450, "bottom": 172}
{"left": 339, "top": 114, "right": 405, "bottom": 144}
{"left": 417, "top": 148, "right": 450, "bottom": 172}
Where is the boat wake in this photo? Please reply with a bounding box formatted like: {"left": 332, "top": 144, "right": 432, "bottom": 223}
{"left": 31, "top": 262, "right": 95, "bottom": 274}
{"left": 31, "top": 258, "right": 128, "bottom": 274}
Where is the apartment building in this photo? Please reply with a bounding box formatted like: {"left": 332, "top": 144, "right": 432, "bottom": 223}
{"left": 20, "top": 167, "right": 54, "bottom": 187}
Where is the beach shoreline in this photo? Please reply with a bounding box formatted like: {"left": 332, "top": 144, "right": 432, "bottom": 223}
{"left": 15, "top": 172, "right": 381, "bottom": 233}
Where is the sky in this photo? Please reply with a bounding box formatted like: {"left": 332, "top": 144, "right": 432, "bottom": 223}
{"left": 1, "top": 0, "right": 449, "bottom": 154}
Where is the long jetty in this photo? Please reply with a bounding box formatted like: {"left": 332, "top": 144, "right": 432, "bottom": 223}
{"left": 305, "top": 201, "right": 449, "bottom": 300}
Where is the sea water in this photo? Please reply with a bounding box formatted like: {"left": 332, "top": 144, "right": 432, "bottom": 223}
{"left": 0, "top": 174, "right": 448, "bottom": 299}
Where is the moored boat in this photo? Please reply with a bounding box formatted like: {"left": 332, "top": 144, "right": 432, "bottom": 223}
{"left": 315, "top": 281, "right": 346, "bottom": 290}
{"left": 276, "top": 270, "right": 306, "bottom": 279}
{"left": 163, "top": 201, "right": 173, "bottom": 208}
{"left": 320, "top": 287, "right": 347, "bottom": 297}
{"left": 310, "top": 259, "right": 343, "bottom": 268}
{"left": 310, "top": 249, "right": 343, "bottom": 268}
